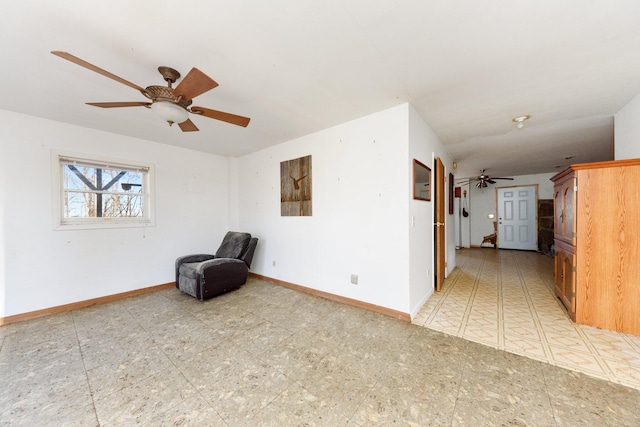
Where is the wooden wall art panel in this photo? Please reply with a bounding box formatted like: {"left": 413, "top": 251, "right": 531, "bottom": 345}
{"left": 280, "top": 155, "right": 312, "bottom": 216}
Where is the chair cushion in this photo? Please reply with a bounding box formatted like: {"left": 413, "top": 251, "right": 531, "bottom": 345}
{"left": 179, "top": 262, "right": 200, "bottom": 279}
{"left": 215, "top": 232, "right": 251, "bottom": 259}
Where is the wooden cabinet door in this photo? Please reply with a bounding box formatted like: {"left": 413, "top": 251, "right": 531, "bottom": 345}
{"left": 554, "top": 177, "right": 576, "bottom": 244}
{"left": 554, "top": 244, "right": 576, "bottom": 321}
{"left": 554, "top": 186, "right": 564, "bottom": 239}
{"left": 561, "top": 250, "right": 576, "bottom": 320}
{"left": 563, "top": 179, "right": 576, "bottom": 246}
{"left": 553, "top": 249, "right": 563, "bottom": 299}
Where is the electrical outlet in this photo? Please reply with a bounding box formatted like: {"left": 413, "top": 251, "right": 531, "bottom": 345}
{"left": 351, "top": 274, "right": 358, "bottom": 285}
{"left": 272, "top": 260, "right": 276, "bottom": 267}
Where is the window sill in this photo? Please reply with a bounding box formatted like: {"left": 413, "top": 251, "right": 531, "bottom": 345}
{"left": 54, "top": 219, "right": 155, "bottom": 231}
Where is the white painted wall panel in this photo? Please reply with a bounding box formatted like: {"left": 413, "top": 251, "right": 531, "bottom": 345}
{"left": 615, "top": 91, "right": 640, "bottom": 160}
{"left": 408, "top": 105, "right": 456, "bottom": 317}
{"left": 0, "top": 110, "right": 230, "bottom": 317}
{"left": 235, "top": 104, "right": 411, "bottom": 313}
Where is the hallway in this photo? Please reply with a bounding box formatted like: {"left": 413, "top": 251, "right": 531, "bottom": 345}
{"left": 413, "top": 248, "right": 640, "bottom": 390}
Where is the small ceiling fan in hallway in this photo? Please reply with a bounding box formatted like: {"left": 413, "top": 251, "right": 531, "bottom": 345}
{"left": 458, "top": 169, "right": 514, "bottom": 188}
{"left": 51, "top": 51, "right": 250, "bottom": 132}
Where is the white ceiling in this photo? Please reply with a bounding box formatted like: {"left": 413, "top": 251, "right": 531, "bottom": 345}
{"left": 2, "top": 1, "right": 639, "bottom": 180}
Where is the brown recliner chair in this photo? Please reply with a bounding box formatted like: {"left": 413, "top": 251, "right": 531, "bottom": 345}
{"left": 175, "top": 231, "right": 258, "bottom": 301}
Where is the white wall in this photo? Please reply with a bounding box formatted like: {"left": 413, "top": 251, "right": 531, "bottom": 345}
{"left": 615, "top": 91, "right": 640, "bottom": 159}
{"left": 408, "top": 106, "right": 456, "bottom": 317}
{"left": 468, "top": 173, "right": 555, "bottom": 247}
{"left": 235, "top": 104, "right": 412, "bottom": 314}
{"left": 0, "top": 110, "right": 230, "bottom": 318}
{"left": 0, "top": 137, "right": 6, "bottom": 317}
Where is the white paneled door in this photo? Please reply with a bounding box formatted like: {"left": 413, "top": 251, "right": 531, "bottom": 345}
{"left": 497, "top": 185, "right": 537, "bottom": 250}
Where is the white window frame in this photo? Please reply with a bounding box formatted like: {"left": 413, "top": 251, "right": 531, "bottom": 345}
{"left": 52, "top": 150, "right": 156, "bottom": 230}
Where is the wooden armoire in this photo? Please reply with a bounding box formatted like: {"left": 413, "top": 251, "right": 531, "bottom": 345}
{"left": 551, "top": 159, "right": 640, "bottom": 336}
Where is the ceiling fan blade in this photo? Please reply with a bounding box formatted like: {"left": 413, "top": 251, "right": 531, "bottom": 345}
{"left": 86, "top": 101, "right": 151, "bottom": 108}
{"left": 486, "top": 179, "right": 496, "bottom": 184}
{"left": 173, "top": 68, "right": 218, "bottom": 101}
{"left": 493, "top": 177, "right": 514, "bottom": 180}
{"left": 456, "top": 178, "right": 477, "bottom": 184}
{"left": 191, "top": 106, "right": 250, "bottom": 127}
{"left": 51, "top": 51, "right": 147, "bottom": 94}
{"left": 178, "top": 119, "right": 199, "bottom": 132}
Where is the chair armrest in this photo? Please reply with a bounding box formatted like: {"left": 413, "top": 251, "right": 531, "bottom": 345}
{"left": 195, "top": 257, "right": 246, "bottom": 275}
{"left": 176, "top": 254, "right": 216, "bottom": 265}
{"left": 175, "top": 254, "right": 215, "bottom": 285}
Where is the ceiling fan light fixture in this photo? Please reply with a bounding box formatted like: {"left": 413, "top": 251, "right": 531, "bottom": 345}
{"left": 512, "top": 115, "right": 530, "bottom": 129}
{"left": 51, "top": 51, "right": 251, "bottom": 132}
{"left": 151, "top": 100, "right": 189, "bottom": 124}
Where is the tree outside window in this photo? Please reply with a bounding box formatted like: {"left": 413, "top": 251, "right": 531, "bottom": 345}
{"left": 54, "top": 153, "right": 154, "bottom": 229}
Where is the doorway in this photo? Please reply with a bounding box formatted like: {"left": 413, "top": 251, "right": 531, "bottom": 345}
{"left": 497, "top": 185, "right": 537, "bottom": 250}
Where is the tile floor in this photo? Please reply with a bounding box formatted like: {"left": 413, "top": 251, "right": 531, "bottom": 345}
{"left": 1, "top": 262, "right": 640, "bottom": 425}
{"left": 413, "top": 248, "right": 640, "bottom": 391}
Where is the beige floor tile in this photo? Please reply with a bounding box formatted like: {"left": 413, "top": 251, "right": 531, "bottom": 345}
{"left": 602, "top": 360, "right": 640, "bottom": 384}
{"left": 503, "top": 340, "right": 549, "bottom": 362}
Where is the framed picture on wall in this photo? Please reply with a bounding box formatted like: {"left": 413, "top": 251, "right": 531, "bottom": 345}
{"left": 412, "top": 159, "right": 431, "bottom": 201}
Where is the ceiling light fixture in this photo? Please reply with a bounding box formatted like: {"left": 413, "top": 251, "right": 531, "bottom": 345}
{"left": 512, "top": 115, "right": 531, "bottom": 129}
{"left": 151, "top": 100, "right": 189, "bottom": 125}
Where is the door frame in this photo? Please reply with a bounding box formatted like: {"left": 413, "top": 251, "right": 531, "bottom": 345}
{"left": 434, "top": 157, "right": 446, "bottom": 291}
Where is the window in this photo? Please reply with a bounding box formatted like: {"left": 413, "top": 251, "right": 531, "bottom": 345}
{"left": 53, "top": 152, "right": 155, "bottom": 229}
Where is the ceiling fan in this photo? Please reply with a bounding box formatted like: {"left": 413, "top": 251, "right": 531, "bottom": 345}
{"left": 459, "top": 169, "right": 514, "bottom": 188}
{"left": 51, "top": 51, "right": 250, "bottom": 132}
